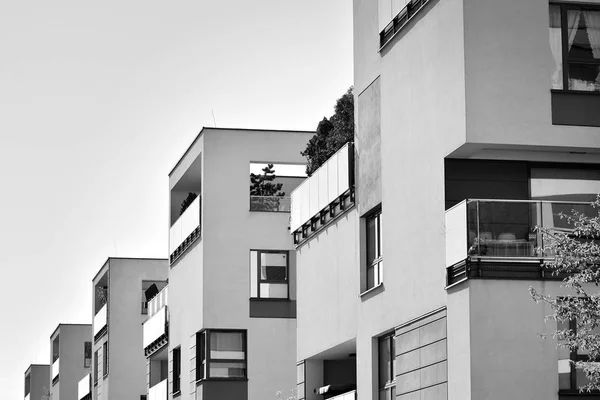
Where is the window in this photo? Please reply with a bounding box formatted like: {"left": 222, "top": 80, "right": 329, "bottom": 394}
{"left": 550, "top": 3, "right": 600, "bottom": 92}
{"left": 196, "top": 330, "right": 247, "bottom": 380}
{"left": 366, "top": 208, "right": 383, "bottom": 290}
{"left": 379, "top": 332, "right": 396, "bottom": 400}
{"left": 94, "top": 350, "right": 99, "bottom": 385}
{"left": 103, "top": 342, "right": 109, "bottom": 377}
{"left": 250, "top": 250, "right": 289, "bottom": 299}
{"left": 297, "top": 362, "right": 306, "bottom": 400}
{"left": 558, "top": 319, "right": 600, "bottom": 392}
{"left": 173, "top": 347, "right": 181, "bottom": 394}
{"left": 84, "top": 341, "right": 92, "bottom": 368}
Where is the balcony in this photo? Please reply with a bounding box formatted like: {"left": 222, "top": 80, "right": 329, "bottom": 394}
{"left": 329, "top": 390, "right": 356, "bottom": 400}
{"left": 94, "top": 304, "right": 107, "bottom": 341}
{"left": 290, "top": 143, "right": 354, "bottom": 244}
{"left": 52, "top": 358, "right": 59, "bottom": 383}
{"left": 143, "top": 306, "right": 168, "bottom": 356}
{"left": 148, "top": 285, "right": 168, "bottom": 317}
{"left": 78, "top": 374, "right": 91, "bottom": 400}
{"left": 170, "top": 194, "right": 201, "bottom": 263}
{"left": 148, "top": 379, "right": 167, "bottom": 400}
{"left": 445, "top": 199, "right": 595, "bottom": 284}
{"left": 249, "top": 195, "right": 291, "bottom": 212}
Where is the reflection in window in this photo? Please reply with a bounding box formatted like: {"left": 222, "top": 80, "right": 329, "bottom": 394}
{"left": 250, "top": 250, "right": 289, "bottom": 299}
{"left": 196, "top": 330, "right": 247, "bottom": 380}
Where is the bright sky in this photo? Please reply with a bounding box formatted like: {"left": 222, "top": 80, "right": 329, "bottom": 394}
{"left": 0, "top": 1, "right": 352, "bottom": 397}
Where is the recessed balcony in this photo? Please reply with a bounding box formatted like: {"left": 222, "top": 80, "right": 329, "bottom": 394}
{"left": 78, "top": 374, "right": 91, "bottom": 400}
{"left": 249, "top": 195, "right": 291, "bottom": 212}
{"left": 148, "top": 379, "right": 167, "bottom": 400}
{"left": 445, "top": 199, "right": 595, "bottom": 284}
{"left": 93, "top": 304, "right": 107, "bottom": 341}
{"left": 169, "top": 194, "right": 201, "bottom": 263}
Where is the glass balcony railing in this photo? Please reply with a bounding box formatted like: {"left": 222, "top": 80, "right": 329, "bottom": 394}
{"left": 249, "top": 195, "right": 291, "bottom": 212}
{"left": 290, "top": 142, "right": 353, "bottom": 233}
{"left": 93, "top": 304, "right": 107, "bottom": 337}
{"left": 445, "top": 199, "right": 596, "bottom": 267}
{"left": 52, "top": 358, "right": 59, "bottom": 381}
{"left": 170, "top": 195, "right": 201, "bottom": 259}
{"left": 329, "top": 390, "right": 356, "bottom": 400}
{"left": 148, "top": 379, "right": 168, "bottom": 400}
{"left": 143, "top": 306, "right": 167, "bottom": 350}
{"left": 78, "top": 374, "right": 91, "bottom": 400}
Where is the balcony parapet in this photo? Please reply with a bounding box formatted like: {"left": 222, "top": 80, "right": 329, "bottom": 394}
{"left": 290, "top": 143, "right": 355, "bottom": 245}
{"left": 93, "top": 303, "right": 108, "bottom": 341}
{"left": 51, "top": 358, "right": 59, "bottom": 384}
{"left": 143, "top": 306, "right": 168, "bottom": 356}
{"left": 25, "top": 394, "right": 30, "bottom": 400}
{"left": 148, "top": 285, "right": 168, "bottom": 318}
{"left": 250, "top": 195, "right": 291, "bottom": 212}
{"left": 329, "top": 390, "right": 356, "bottom": 400}
{"left": 170, "top": 194, "right": 201, "bottom": 264}
{"left": 445, "top": 199, "right": 596, "bottom": 285}
{"left": 78, "top": 374, "right": 91, "bottom": 400}
{"left": 148, "top": 379, "right": 168, "bottom": 400}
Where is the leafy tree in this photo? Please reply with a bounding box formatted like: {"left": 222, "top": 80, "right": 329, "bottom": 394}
{"left": 530, "top": 196, "right": 600, "bottom": 391}
{"left": 250, "top": 164, "right": 285, "bottom": 197}
{"left": 180, "top": 192, "right": 198, "bottom": 215}
{"left": 302, "top": 87, "right": 354, "bottom": 176}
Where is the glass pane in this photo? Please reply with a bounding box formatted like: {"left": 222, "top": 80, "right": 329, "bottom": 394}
{"left": 568, "top": 63, "right": 600, "bottom": 91}
{"left": 210, "top": 332, "right": 244, "bottom": 359}
{"left": 549, "top": 4, "right": 563, "bottom": 89}
{"left": 260, "top": 283, "right": 288, "bottom": 298}
{"left": 367, "top": 265, "right": 375, "bottom": 290}
{"left": 379, "top": 337, "right": 391, "bottom": 388}
{"left": 569, "top": 10, "right": 600, "bottom": 61}
{"left": 262, "top": 265, "right": 287, "bottom": 281}
{"left": 297, "top": 382, "right": 305, "bottom": 400}
{"left": 297, "top": 363, "right": 305, "bottom": 384}
{"left": 367, "top": 216, "right": 377, "bottom": 263}
{"left": 250, "top": 251, "right": 257, "bottom": 298}
{"left": 261, "top": 252, "right": 287, "bottom": 267}
{"left": 209, "top": 361, "right": 246, "bottom": 378}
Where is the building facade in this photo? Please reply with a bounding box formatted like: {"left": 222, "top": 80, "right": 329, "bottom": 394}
{"left": 24, "top": 364, "right": 50, "bottom": 400}
{"left": 49, "top": 324, "right": 92, "bottom": 400}
{"left": 91, "top": 257, "right": 168, "bottom": 400}
{"left": 165, "top": 127, "right": 312, "bottom": 400}
{"left": 292, "top": 0, "right": 600, "bottom": 400}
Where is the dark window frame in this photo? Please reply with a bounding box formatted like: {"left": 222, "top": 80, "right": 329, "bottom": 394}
{"left": 550, "top": 2, "right": 600, "bottom": 94}
{"left": 365, "top": 207, "right": 383, "bottom": 291}
{"left": 250, "top": 250, "right": 290, "bottom": 300}
{"left": 103, "top": 341, "right": 109, "bottom": 378}
{"left": 94, "top": 350, "right": 99, "bottom": 385}
{"left": 173, "top": 346, "right": 181, "bottom": 395}
{"left": 378, "top": 331, "right": 396, "bottom": 399}
{"left": 195, "top": 329, "right": 248, "bottom": 382}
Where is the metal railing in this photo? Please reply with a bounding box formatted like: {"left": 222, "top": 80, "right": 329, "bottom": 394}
{"left": 445, "top": 199, "right": 596, "bottom": 267}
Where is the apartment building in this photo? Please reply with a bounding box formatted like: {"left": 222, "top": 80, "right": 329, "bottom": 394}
{"left": 143, "top": 281, "right": 169, "bottom": 400}
{"left": 292, "top": 0, "right": 600, "bottom": 400}
{"left": 164, "top": 127, "right": 312, "bottom": 400}
{"left": 49, "top": 324, "right": 92, "bottom": 400}
{"left": 91, "top": 257, "right": 168, "bottom": 400}
{"left": 24, "top": 364, "right": 50, "bottom": 400}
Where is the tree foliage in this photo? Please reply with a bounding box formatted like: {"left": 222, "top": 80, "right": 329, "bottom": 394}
{"left": 530, "top": 196, "right": 600, "bottom": 392}
{"left": 250, "top": 164, "right": 285, "bottom": 197}
{"left": 180, "top": 192, "right": 198, "bottom": 216}
{"left": 301, "top": 87, "right": 354, "bottom": 176}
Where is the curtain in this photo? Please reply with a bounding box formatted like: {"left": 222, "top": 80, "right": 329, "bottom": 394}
{"left": 583, "top": 10, "right": 600, "bottom": 83}
{"left": 568, "top": 10, "right": 582, "bottom": 51}
{"left": 550, "top": 5, "right": 563, "bottom": 89}
{"left": 210, "top": 331, "right": 243, "bottom": 359}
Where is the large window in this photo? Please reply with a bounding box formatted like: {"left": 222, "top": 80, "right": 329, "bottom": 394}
{"left": 173, "top": 347, "right": 181, "bottom": 394}
{"left": 379, "top": 332, "right": 396, "bottom": 400}
{"left": 366, "top": 208, "right": 383, "bottom": 290}
{"left": 550, "top": 3, "right": 600, "bottom": 91}
{"left": 196, "top": 330, "right": 247, "bottom": 381}
{"left": 250, "top": 250, "right": 289, "bottom": 299}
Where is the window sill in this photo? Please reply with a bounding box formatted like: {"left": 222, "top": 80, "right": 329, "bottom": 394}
{"left": 249, "top": 297, "right": 291, "bottom": 302}
{"left": 173, "top": 390, "right": 181, "bottom": 398}
{"left": 551, "top": 89, "right": 600, "bottom": 96}
{"left": 360, "top": 283, "right": 384, "bottom": 298}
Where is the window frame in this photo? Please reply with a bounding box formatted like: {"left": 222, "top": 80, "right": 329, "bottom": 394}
{"left": 550, "top": 2, "right": 600, "bottom": 93}
{"left": 172, "top": 346, "right": 181, "bottom": 395}
{"left": 196, "top": 329, "right": 248, "bottom": 382}
{"left": 378, "top": 331, "right": 396, "bottom": 399}
{"left": 84, "top": 341, "right": 92, "bottom": 368}
{"left": 365, "top": 207, "right": 383, "bottom": 291}
{"left": 297, "top": 361, "right": 306, "bottom": 400}
{"left": 94, "top": 350, "right": 99, "bottom": 386}
{"left": 103, "top": 341, "right": 109, "bottom": 378}
{"left": 250, "top": 250, "right": 290, "bottom": 300}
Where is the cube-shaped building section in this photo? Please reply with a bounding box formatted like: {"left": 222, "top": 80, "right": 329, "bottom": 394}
{"left": 24, "top": 364, "right": 50, "bottom": 400}
{"left": 167, "top": 127, "right": 313, "bottom": 400}
{"left": 91, "top": 257, "right": 168, "bottom": 400}
{"left": 49, "top": 324, "right": 92, "bottom": 400}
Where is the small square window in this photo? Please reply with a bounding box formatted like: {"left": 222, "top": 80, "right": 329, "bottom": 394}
{"left": 250, "top": 250, "right": 289, "bottom": 299}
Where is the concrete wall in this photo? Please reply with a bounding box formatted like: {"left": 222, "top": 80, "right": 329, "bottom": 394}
{"left": 28, "top": 365, "right": 50, "bottom": 400}
{"left": 463, "top": 0, "right": 600, "bottom": 154}
{"left": 92, "top": 258, "right": 168, "bottom": 400}
{"left": 51, "top": 324, "right": 92, "bottom": 400}
{"left": 296, "top": 210, "right": 360, "bottom": 361}
{"left": 168, "top": 128, "right": 313, "bottom": 400}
